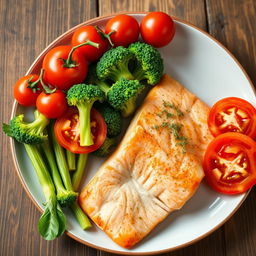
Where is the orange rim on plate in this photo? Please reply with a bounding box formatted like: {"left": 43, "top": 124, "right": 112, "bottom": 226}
{"left": 9, "top": 12, "right": 255, "bottom": 255}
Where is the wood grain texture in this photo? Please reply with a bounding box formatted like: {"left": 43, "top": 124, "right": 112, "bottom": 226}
{"left": 206, "top": 0, "right": 256, "bottom": 85}
{"left": 0, "top": 0, "right": 256, "bottom": 255}
{"left": 99, "top": 0, "right": 207, "bottom": 29}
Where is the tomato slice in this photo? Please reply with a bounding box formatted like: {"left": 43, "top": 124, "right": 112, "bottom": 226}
{"left": 203, "top": 132, "right": 256, "bottom": 194}
{"left": 208, "top": 97, "right": 256, "bottom": 139}
{"left": 54, "top": 107, "right": 107, "bottom": 154}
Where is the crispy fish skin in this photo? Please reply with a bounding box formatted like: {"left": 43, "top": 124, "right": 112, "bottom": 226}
{"left": 79, "top": 75, "right": 213, "bottom": 248}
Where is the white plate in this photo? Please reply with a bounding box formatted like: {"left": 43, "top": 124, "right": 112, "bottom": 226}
{"left": 11, "top": 13, "right": 256, "bottom": 255}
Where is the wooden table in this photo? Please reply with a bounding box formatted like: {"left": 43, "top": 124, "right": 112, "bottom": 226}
{"left": 1, "top": 0, "right": 256, "bottom": 255}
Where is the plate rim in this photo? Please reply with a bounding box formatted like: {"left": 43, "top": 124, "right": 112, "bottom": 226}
{"left": 9, "top": 11, "right": 254, "bottom": 255}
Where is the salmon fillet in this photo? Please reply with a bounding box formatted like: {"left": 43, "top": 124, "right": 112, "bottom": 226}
{"left": 79, "top": 74, "right": 213, "bottom": 248}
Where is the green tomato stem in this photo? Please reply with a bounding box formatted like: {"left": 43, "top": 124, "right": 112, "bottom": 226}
{"left": 72, "top": 153, "right": 88, "bottom": 192}
{"left": 70, "top": 201, "right": 91, "bottom": 230}
{"left": 95, "top": 25, "right": 114, "bottom": 47}
{"left": 65, "top": 40, "right": 99, "bottom": 67}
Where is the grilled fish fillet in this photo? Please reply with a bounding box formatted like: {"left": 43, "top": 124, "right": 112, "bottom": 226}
{"left": 79, "top": 75, "right": 213, "bottom": 248}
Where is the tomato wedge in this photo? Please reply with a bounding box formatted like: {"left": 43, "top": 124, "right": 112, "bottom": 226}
{"left": 203, "top": 132, "right": 256, "bottom": 194}
{"left": 54, "top": 107, "right": 107, "bottom": 154}
{"left": 208, "top": 97, "right": 256, "bottom": 139}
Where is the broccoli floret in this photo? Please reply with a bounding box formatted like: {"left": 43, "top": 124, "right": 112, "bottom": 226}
{"left": 3, "top": 112, "right": 49, "bottom": 144}
{"left": 95, "top": 103, "right": 122, "bottom": 137}
{"left": 86, "top": 64, "right": 111, "bottom": 95}
{"left": 107, "top": 78, "right": 145, "bottom": 117}
{"left": 96, "top": 46, "right": 134, "bottom": 82}
{"left": 67, "top": 84, "right": 105, "bottom": 146}
{"left": 128, "top": 42, "right": 164, "bottom": 85}
{"left": 3, "top": 111, "right": 68, "bottom": 240}
{"left": 93, "top": 137, "right": 118, "bottom": 157}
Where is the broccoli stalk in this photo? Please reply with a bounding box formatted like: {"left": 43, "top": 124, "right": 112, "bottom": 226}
{"left": 49, "top": 123, "right": 91, "bottom": 229}
{"left": 67, "top": 84, "right": 105, "bottom": 146}
{"left": 86, "top": 64, "right": 111, "bottom": 97}
{"left": 30, "top": 110, "right": 77, "bottom": 207}
{"left": 72, "top": 153, "right": 88, "bottom": 192}
{"left": 3, "top": 112, "right": 66, "bottom": 240}
{"left": 50, "top": 123, "right": 74, "bottom": 191}
{"left": 24, "top": 144, "right": 66, "bottom": 240}
{"left": 42, "top": 140, "right": 77, "bottom": 207}
{"left": 66, "top": 149, "right": 76, "bottom": 171}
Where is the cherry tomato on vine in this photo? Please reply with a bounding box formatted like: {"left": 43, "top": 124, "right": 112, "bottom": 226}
{"left": 140, "top": 12, "right": 175, "bottom": 48}
{"left": 54, "top": 108, "right": 107, "bottom": 154}
{"left": 71, "top": 25, "right": 109, "bottom": 62}
{"left": 105, "top": 14, "right": 140, "bottom": 47}
{"left": 36, "top": 90, "right": 68, "bottom": 119}
{"left": 208, "top": 97, "right": 256, "bottom": 139}
{"left": 203, "top": 132, "right": 256, "bottom": 195}
{"left": 42, "top": 41, "right": 98, "bottom": 91}
{"left": 14, "top": 74, "right": 42, "bottom": 106}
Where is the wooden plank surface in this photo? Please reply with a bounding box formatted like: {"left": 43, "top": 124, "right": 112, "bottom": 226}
{"left": 0, "top": 0, "right": 255, "bottom": 255}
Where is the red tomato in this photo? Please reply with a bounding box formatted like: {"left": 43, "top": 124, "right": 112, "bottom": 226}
{"left": 54, "top": 108, "right": 107, "bottom": 154}
{"left": 71, "top": 26, "right": 109, "bottom": 62}
{"left": 14, "top": 74, "right": 42, "bottom": 106}
{"left": 203, "top": 132, "right": 256, "bottom": 194}
{"left": 140, "top": 12, "right": 175, "bottom": 48}
{"left": 208, "top": 97, "right": 256, "bottom": 139}
{"left": 36, "top": 90, "right": 68, "bottom": 119}
{"left": 105, "top": 14, "right": 139, "bottom": 47}
{"left": 42, "top": 45, "right": 88, "bottom": 90}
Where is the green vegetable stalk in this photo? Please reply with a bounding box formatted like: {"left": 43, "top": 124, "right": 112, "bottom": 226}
{"left": 72, "top": 153, "right": 88, "bottom": 191}
{"left": 66, "top": 149, "right": 76, "bottom": 171}
{"left": 42, "top": 140, "right": 77, "bottom": 207}
{"left": 50, "top": 123, "right": 74, "bottom": 191}
{"left": 66, "top": 84, "right": 105, "bottom": 146}
{"left": 49, "top": 123, "right": 91, "bottom": 229}
{"left": 25, "top": 144, "right": 66, "bottom": 240}
{"left": 3, "top": 111, "right": 67, "bottom": 240}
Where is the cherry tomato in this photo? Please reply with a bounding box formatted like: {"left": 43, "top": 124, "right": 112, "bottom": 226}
{"left": 208, "top": 97, "right": 256, "bottom": 139}
{"left": 54, "top": 108, "right": 107, "bottom": 154}
{"left": 71, "top": 26, "right": 109, "bottom": 62}
{"left": 42, "top": 45, "right": 88, "bottom": 90}
{"left": 105, "top": 14, "right": 139, "bottom": 47}
{"left": 36, "top": 90, "right": 68, "bottom": 119}
{"left": 14, "top": 74, "right": 42, "bottom": 106}
{"left": 140, "top": 12, "right": 175, "bottom": 48}
{"left": 203, "top": 132, "right": 256, "bottom": 194}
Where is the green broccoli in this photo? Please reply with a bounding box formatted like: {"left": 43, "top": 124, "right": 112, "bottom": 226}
{"left": 86, "top": 64, "right": 111, "bottom": 96}
{"left": 94, "top": 137, "right": 118, "bottom": 157}
{"left": 107, "top": 78, "right": 145, "bottom": 117}
{"left": 96, "top": 46, "right": 134, "bottom": 82}
{"left": 128, "top": 42, "right": 164, "bottom": 85}
{"left": 67, "top": 84, "right": 105, "bottom": 146}
{"left": 3, "top": 111, "right": 66, "bottom": 240}
{"left": 95, "top": 103, "right": 122, "bottom": 137}
{"left": 4, "top": 112, "right": 49, "bottom": 144}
